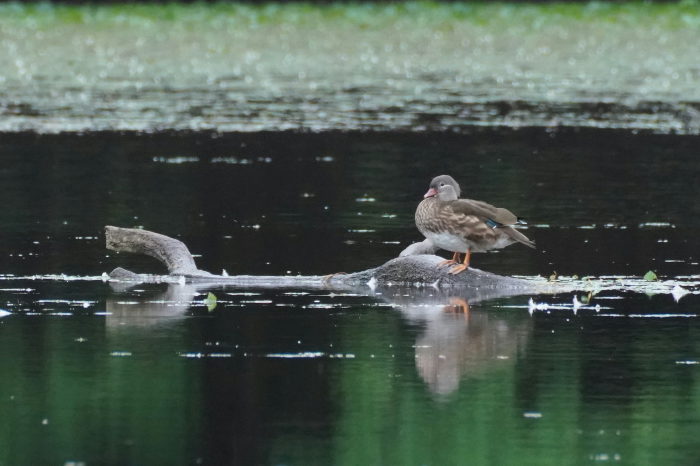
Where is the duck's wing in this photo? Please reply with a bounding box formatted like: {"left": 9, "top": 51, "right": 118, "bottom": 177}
{"left": 501, "top": 226, "right": 536, "bottom": 249}
{"left": 447, "top": 200, "right": 536, "bottom": 249}
{"left": 448, "top": 199, "right": 521, "bottom": 227}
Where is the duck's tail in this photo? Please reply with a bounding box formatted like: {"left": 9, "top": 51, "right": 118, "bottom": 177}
{"left": 502, "top": 226, "right": 536, "bottom": 249}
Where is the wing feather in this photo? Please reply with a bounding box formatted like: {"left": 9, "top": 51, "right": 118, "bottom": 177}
{"left": 501, "top": 226, "right": 536, "bottom": 249}
{"left": 447, "top": 199, "right": 519, "bottom": 226}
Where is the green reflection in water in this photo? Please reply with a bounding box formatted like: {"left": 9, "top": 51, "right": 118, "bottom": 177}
{"left": 0, "top": 315, "right": 203, "bottom": 465}
{"left": 1, "top": 288, "right": 700, "bottom": 464}
{"left": 328, "top": 308, "right": 542, "bottom": 466}
{"left": 278, "top": 298, "right": 700, "bottom": 465}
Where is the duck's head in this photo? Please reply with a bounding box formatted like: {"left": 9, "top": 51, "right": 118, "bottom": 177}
{"left": 424, "top": 174, "right": 460, "bottom": 201}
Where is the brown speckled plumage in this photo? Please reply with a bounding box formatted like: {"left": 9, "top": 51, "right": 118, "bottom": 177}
{"left": 415, "top": 175, "right": 535, "bottom": 263}
{"left": 416, "top": 197, "right": 524, "bottom": 253}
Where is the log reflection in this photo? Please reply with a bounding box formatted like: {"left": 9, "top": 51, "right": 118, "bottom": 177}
{"left": 106, "top": 283, "right": 197, "bottom": 328}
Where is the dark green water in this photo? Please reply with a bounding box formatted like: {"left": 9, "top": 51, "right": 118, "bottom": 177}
{"left": 1, "top": 129, "right": 700, "bottom": 465}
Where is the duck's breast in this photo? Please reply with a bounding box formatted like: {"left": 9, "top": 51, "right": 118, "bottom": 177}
{"left": 415, "top": 198, "right": 440, "bottom": 235}
{"left": 423, "top": 231, "right": 471, "bottom": 253}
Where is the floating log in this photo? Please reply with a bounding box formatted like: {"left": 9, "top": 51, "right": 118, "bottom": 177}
{"left": 105, "top": 225, "right": 538, "bottom": 292}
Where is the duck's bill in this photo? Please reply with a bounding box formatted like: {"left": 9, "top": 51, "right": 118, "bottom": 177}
{"left": 424, "top": 188, "right": 437, "bottom": 198}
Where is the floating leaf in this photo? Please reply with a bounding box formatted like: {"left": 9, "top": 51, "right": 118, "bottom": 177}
{"left": 644, "top": 270, "right": 658, "bottom": 281}
{"left": 205, "top": 292, "right": 218, "bottom": 311}
{"left": 580, "top": 291, "right": 593, "bottom": 304}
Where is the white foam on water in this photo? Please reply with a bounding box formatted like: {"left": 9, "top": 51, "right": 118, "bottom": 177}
{"left": 266, "top": 352, "right": 325, "bottom": 359}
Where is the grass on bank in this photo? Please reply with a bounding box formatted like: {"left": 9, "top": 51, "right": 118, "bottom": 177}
{"left": 0, "top": 0, "right": 699, "bottom": 30}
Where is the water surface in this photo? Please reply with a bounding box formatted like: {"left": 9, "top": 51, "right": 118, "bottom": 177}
{"left": 1, "top": 129, "right": 700, "bottom": 464}
{"left": 2, "top": 2, "right": 700, "bottom": 133}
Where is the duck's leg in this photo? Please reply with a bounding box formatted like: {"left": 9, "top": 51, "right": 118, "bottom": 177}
{"left": 446, "top": 297, "right": 470, "bottom": 315}
{"left": 438, "top": 251, "right": 461, "bottom": 267}
{"left": 448, "top": 248, "right": 471, "bottom": 275}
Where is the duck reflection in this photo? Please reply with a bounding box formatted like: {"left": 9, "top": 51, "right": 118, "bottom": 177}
{"left": 106, "top": 281, "right": 532, "bottom": 396}
{"left": 381, "top": 288, "right": 532, "bottom": 396}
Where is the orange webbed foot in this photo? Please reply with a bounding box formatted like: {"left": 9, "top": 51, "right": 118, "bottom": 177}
{"left": 437, "top": 259, "right": 457, "bottom": 267}
{"left": 448, "top": 264, "right": 469, "bottom": 275}
{"left": 447, "top": 248, "right": 471, "bottom": 274}
{"left": 438, "top": 252, "right": 461, "bottom": 268}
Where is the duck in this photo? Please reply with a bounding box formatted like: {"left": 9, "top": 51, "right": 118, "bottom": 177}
{"left": 415, "top": 174, "right": 535, "bottom": 274}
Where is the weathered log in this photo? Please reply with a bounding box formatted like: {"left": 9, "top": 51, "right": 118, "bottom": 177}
{"left": 106, "top": 225, "right": 210, "bottom": 276}
{"left": 105, "top": 225, "right": 538, "bottom": 292}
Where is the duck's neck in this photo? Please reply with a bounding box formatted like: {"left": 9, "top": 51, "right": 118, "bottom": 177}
{"left": 438, "top": 193, "right": 458, "bottom": 202}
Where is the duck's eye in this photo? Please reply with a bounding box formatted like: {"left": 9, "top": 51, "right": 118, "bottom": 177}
{"left": 440, "top": 183, "right": 445, "bottom": 187}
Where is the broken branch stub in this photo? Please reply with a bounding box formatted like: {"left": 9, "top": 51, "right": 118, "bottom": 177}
{"left": 105, "top": 225, "right": 200, "bottom": 275}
